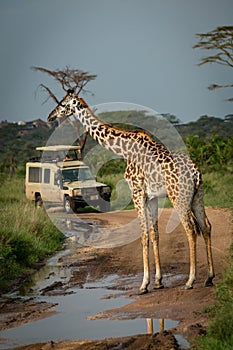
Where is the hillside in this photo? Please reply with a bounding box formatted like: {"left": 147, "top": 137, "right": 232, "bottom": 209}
{"left": 0, "top": 120, "right": 56, "bottom": 174}
{"left": 0, "top": 114, "right": 232, "bottom": 173}
{"left": 176, "top": 114, "right": 233, "bottom": 139}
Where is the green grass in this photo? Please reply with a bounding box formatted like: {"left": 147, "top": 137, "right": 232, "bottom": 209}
{"left": 97, "top": 173, "right": 133, "bottom": 210}
{"left": 194, "top": 243, "right": 233, "bottom": 349}
{"left": 202, "top": 171, "right": 233, "bottom": 208}
{"left": 0, "top": 177, "right": 64, "bottom": 292}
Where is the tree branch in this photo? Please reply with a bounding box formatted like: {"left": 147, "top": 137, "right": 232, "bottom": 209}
{"left": 32, "top": 66, "right": 97, "bottom": 93}
{"left": 193, "top": 26, "right": 233, "bottom": 101}
{"left": 208, "top": 83, "right": 233, "bottom": 90}
{"left": 193, "top": 26, "right": 233, "bottom": 68}
{"left": 38, "top": 84, "right": 61, "bottom": 104}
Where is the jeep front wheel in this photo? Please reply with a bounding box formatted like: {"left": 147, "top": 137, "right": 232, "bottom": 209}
{"left": 35, "top": 195, "right": 43, "bottom": 208}
{"left": 64, "top": 196, "right": 72, "bottom": 214}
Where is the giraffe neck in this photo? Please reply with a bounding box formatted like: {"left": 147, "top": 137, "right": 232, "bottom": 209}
{"left": 73, "top": 103, "right": 130, "bottom": 159}
{"left": 73, "top": 101, "right": 171, "bottom": 164}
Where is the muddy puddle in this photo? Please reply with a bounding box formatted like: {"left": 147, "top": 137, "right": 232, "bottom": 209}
{"left": 0, "top": 214, "right": 189, "bottom": 349}
{"left": 0, "top": 286, "right": 180, "bottom": 349}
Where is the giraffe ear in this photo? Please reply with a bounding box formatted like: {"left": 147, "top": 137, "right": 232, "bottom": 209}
{"left": 78, "top": 97, "right": 89, "bottom": 108}
{"left": 67, "top": 89, "right": 74, "bottom": 95}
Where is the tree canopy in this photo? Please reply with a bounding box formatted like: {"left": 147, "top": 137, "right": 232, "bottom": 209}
{"left": 32, "top": 66, "right": 97, "bottom": 157}
{"left": 193, "top": 26, "right": 233, "bottom": 101}
{"left": 32, "top": 66, "right": 97, "bottom": 96}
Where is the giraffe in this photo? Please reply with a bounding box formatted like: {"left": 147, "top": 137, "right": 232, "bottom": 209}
{"left": 47, "top": 89, "right": 215, "bottom": 294}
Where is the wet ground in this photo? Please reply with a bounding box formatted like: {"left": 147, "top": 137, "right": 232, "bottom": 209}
{"left": 0, "top": 208, "right": 232, "bottom": 349}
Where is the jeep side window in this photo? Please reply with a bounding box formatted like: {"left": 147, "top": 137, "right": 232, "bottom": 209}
{"left": 62, "top": 169, "right": 73, "bottom": 181}
{"left": 44, "top": 168, "right": 50, "bottom": 184}
{"left": 29, "top": 167, "right": 41, "bottom": 183}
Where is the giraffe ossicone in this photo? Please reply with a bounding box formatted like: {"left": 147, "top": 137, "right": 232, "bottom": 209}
{"left": 47, "top": 90, "right": 215, "bottom": 293}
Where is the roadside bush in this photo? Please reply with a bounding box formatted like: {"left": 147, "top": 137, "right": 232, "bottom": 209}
{"left": 195, "top": 245, "right": 233, "bottom": 349}
{"left": 0, "top": 177, "right": 64, "bottom": 292}
{"left": 202, "top": 171, "right": 233, "bottom": 208}
{"left": 186, "top": 135, "right": 233, "bottom": 171}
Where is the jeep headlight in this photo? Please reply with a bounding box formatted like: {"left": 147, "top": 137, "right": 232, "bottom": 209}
{"left": 72, "top": 188, "right": 82, "bottom": 196}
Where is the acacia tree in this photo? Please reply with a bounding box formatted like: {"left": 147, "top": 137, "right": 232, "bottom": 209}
{"left": 33, "top": 66, "right": 97, "bottom": 158}
{"left": 193, "top": 26, "right": 233, "bottom": 101}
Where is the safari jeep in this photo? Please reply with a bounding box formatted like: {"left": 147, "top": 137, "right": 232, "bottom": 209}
{"left": 25, "top": 145, "right": 111, "bottom": 213}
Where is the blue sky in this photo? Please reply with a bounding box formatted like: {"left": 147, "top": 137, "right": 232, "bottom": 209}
{"left": 0, "top": 0, "right": 232, "bottom": 123}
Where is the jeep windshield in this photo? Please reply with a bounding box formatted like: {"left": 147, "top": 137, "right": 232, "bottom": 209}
{"left": 62, "top": 167, "right": 95, "bottom": 182}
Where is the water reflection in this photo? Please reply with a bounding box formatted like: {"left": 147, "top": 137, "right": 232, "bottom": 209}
{"left": 146, "top": 318, "right": 189, "bottom": 348}
{"left": 147, "top": 318, "right": 164, "bottom": 334}
{"left": 48, "top": 211, "right": 142, "bottom": 248}
{"left": 0, "top": 314, "right": 179, "bottom": 349}
{"left": 147, "top": 318, "right": 154, "bottom": 334}
{"left": 55, "top": 215, "right": 101, "bottom": 246}
{"left": 0, "top": 282, "right": 178, "bottom": 349}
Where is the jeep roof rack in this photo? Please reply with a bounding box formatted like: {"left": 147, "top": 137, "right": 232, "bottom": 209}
{"left": 36, "top": 145, "right": 81, "bottom": 152}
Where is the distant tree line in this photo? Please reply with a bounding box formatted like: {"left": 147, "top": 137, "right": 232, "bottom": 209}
{"left": 186, "top": 134, "right": 233, "bottom": 171}
{"left": 0, "top": 113, "right": 232, "bottom": 179}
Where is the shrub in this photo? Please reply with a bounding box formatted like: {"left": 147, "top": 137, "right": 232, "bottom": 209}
{"left": 0, "top": 177, "right": 64, "bottom": 292}
{"left": 195, "top": 247, "right": 233, "bottom": 349}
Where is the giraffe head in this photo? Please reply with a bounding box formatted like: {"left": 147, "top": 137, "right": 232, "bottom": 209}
{"left": 48, "top": 89, "right": 89, "bottom": 122}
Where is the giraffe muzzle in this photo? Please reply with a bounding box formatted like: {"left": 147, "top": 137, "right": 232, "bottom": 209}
{"left": 48, "top": 113, "right": 57, "bottom": 122}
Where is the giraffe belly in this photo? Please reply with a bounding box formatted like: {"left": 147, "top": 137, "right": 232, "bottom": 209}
{"left": 146, "top": 185, "right": 167, "bottom": 199}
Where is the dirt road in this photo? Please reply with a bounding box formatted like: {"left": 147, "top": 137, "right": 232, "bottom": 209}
{"left": 0, "top": 208, "right": 232, "bottom": 349}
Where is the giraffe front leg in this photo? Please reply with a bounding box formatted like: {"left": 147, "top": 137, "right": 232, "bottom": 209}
{"left": 139, "top": 231, "right": 150, "bottom": 294}
{"left": 126, "top": 175, "right": 150, "bottom": 295}
{"left": 150, "top": 225, "right": 164, "bottom": 289}
{"left": 147, "top": 198, "right": 164, "bottom": 289}
{"left": 133, "top": 191, "right": 150, "bottom": 294}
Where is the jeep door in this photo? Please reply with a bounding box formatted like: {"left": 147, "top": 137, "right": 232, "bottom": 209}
{"left": 40, "top": 166, "right": 62, "bottom": 203}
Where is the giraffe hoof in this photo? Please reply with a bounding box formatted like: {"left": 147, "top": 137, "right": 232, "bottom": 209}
{"left": 139, "top": 288, "right": 148, "bottom": 295}
{"left": 183, "top": 284, "right": 193, "bottom": 290}
{"left": 204, "top": 279, "right": 214, "bottom": 287}
{"left": 154, "top": 284, "right": 164, "bottom": 290}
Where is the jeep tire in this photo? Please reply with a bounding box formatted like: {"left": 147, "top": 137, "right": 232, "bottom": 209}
{"left": 35, "top": 195, "right": 43, "bottom": 208}
{"left": 64, "top": 196, "right": 72, "bottom": 214}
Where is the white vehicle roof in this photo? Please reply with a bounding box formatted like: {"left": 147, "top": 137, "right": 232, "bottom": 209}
{"left": 36, "top": 145, "right": 81, "bottom": 151}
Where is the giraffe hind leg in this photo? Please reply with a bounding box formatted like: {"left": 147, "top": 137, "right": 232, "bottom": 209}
{"left": 180, "top": 210, "right": 198, "bottom": 289}
{"left": 192, "top": 185, "right": 215, "bottom": 287}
